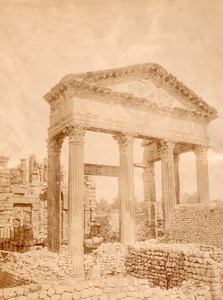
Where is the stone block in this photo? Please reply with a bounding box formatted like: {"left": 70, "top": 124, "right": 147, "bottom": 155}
{"left": 72, "top": 291, "right": 80, "bottom": 300}
{"left": 55, "top": 286, "right": 65, "bottom": 295}
{"left": 61, "top": 292, "right": 73, "bottom": 300}
{"left": 3, "top": 288, "right": 16, "bottom": 299}
{"left": 29, "top": 284, "right": 41, "bottom": 293}
{"left": 27, "top": 292, "right": 39, "bottom": 300}
{"left": 99, "top": 294, "right": 109, "bottom": 300}
{"left": 38, "top": 290, "right": 47, "bottom": 299}
{"left": 80, "top": 288, "right": 94, "bottom": 299}
{"left": 116, "top": 292, "right": 126, "bottom": 299}
{"left": 16, "top": 297, "right": 27, "bottom": 300}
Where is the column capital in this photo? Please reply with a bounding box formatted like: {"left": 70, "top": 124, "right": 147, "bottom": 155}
{"left": 47, "top": 137, "right": 63, "bottom": 154}
{"left": 113, "top": 132, "right": 134, "bottom": 150}
{"left": 63, "top": 124, "right": 86, "bottom": 144}
{"left": 158, "top": 139, "right": 175, "bottom": 158}
{"left": 193, "top": 145, "right": 209, "bottom": 157}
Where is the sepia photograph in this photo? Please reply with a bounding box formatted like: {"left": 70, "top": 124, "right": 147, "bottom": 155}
{"left": 0, "top": 0, "right": 223, "bottom": 299}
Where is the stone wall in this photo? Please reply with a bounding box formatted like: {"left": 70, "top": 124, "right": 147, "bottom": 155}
{"left": 0, "top": 155, "right": 97, "bottom": 248}
{"left": 0, "top": 267, "right": 32, "bottom": 289}
{"left": 125, "top": 241, "right": 223, "bottom": 300}
{"left": 169, "top": 204, "right": 223, "bottom": 249}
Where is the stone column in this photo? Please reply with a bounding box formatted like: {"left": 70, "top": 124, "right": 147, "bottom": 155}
{"left": 65, "top": 124, "right": 86, "bottom": 276}
{"left": 0, "top": 156, "right": 10, "bottom": 193}
{"left": 20, "top": 159, "right": 27, "bottom": 185}
{"left": 142, "top": 161, "right": 157, "bottom": 238}
{"left": 40, "top": 163, "right": 44, "bottom": 183}
{"left": 194, "top": 145, "right": 210, "bottom": 203}
{"left": 159, "top": 140, "right": 176, "bottom": 234}
{"left": 28, "top": 154, "right": 35, "bottom": 184}
{"left": 174, "top": 154, "right": 180, "bottom": 205}
{"left": 47, "top": 137, "right": 63, "bottom": 253}
{"left": 114, "top": 133, "right": 135, "bottom": 245}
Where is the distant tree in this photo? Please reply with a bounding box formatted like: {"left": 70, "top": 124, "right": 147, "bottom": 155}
{"left": 182, "top": 192, "right": 198, "bottom": 204}
{"left": 110, "top": 197, "right": 119, "bottom": 211}
{"left": 96, "top": 197, "right": 110, "bottom": 213}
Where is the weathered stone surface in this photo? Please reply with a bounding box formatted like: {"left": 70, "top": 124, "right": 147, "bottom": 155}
{"left": 170, "top": 204, "right": 223, "bottom": 249}
{"left": 61, "top": 292, "right": 73, "bottom": 300}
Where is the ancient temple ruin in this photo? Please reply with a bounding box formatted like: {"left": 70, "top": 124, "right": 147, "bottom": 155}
{"left": 44, "top": 63, "right": 217, "bottom": 276}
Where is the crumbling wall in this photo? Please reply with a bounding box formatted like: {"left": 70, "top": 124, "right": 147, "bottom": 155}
{"left": 169, "top": 204, "right": 223, "bottom": 249}
{"left": 0, "top": 154, "right": 97, "bottom": 247}
{"left": 125, "top": 241, "right": 223, "bottom": 300}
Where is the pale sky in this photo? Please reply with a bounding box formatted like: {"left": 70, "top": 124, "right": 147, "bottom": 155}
{"left": 0, "top": 0, "right": 223, "bottom": 201}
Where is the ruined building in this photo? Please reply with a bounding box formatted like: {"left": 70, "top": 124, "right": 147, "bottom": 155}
{"left": 0, "top": 154, "right": 97, "bottom": 250}
{"left": 44, "top": 62, "right": 218, "bottom": 276}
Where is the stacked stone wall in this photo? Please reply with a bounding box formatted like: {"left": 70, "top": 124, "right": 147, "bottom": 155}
{"left": 169, "top": 204, "right": 223, "bottom": 249}
{"left": 125, "top": 242, "right": 222, "bottom": 300}
{"left": 0, "top": 267, "right": 32, "bottom": 289}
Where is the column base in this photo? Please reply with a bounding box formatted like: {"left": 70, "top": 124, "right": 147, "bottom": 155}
{"left": 72, "top": 255, "right": 85, "bottom": 277}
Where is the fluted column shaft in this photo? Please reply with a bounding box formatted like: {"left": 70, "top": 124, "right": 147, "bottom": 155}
{"left": 114, "top": 133, "right": 135, "bottom": 245}
{"left": 160, "top": 140, "right": 176, "bottom": 234}
{"left": 47, "top": 137, "right": 63, "bottom": 253}
{"left": 174, "top": 154, "right": 180, "bottom": 205}
{"left": 194, "top": 145, "right": 210, "bottom": 203}
{"left": 143, "top": 161, "right": 157, "bottom": 238}
{"left": 66, "top": 124, "right": 86, "bottom": 276}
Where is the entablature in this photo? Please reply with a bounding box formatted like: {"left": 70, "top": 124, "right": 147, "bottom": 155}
{"left": 44, "top": 63, "right": 217, "bottom": 123}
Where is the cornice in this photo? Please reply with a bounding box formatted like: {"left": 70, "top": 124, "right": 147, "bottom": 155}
{"left": 44, "top": 63, "right": 218, "bottom": 122}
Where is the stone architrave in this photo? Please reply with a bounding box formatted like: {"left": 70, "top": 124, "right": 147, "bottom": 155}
{"left": 143, "top": 161, "right": 157, "bottom": 238}
{"left": 113, "top": 133, "right": 135, "bottom": 245}
{"left": 64, "top": 124, "right": 86, "bottom": 276}
{"left": 194, "top": 145, "right": 210, "bottom": 203}
{"left": 174, "top": 154, "right": 180, "bottom": 205}
{"left": 47, "top": 137, "right": 63, "bottom": 253}
{"left": 159, "top": 140, "right": 176, "bottom": 234}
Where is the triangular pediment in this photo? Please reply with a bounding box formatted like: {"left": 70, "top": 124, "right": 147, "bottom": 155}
{"left": 109, "top": 79, "right": 187, "bottom": 110}
{"left": 44, "top": 63, "right": 218, "bottom": 122}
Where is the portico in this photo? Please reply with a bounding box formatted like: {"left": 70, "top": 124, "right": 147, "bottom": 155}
{"left": 44, "top": 63, "right": 217, "bottom": 275}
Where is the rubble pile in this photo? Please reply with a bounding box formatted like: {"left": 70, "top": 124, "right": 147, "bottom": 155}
{"left": 125, "top": 241, "right": 222, "bottom": 300}
{"left": 1, "top": 246, "right": 75, "bottom": 281}
{"left": 1, "top": 243, "right": 126, "bottom": 282}
{"left": 0, "top": 276, "right": 213, "bottom": 300}
{"left": 84, "top": 242, "right": 126, "bottom": 278}
{"left": 1, "top": 241, "right": 222, "bottom": 298}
